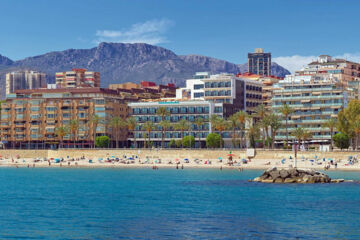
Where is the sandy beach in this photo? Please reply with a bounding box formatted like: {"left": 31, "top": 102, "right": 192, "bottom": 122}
{"left": 0, "top": 150, "right": 359, "bottom": 171}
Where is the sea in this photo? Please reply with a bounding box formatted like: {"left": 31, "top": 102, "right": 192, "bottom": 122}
{"left": 0, "top": 168, "right": 359, "bottom": 240}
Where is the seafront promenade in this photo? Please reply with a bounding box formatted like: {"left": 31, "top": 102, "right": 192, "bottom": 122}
{"left": 0, "top": 149, "right": 359, "bottom": 170}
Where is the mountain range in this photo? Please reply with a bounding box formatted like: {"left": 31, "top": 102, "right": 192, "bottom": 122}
{"left": 0, "top": 42, "right": 290, "bottom": 93}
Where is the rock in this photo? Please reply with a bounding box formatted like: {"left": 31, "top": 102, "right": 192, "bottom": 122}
{"left": 253, "top": 177, "right": 261, "bottom": 182}
{"left": 274, "top": 178, "right": 284, "bottom": 183}
{"left": 261, "top": 179, "right": 274, "bottom": 183}
{"left": 279, "top": 169, "right": 290, "bottom": 178}
{"left": 284, "top": 178, "right": 297, "bottom": 183}
{"left": 269, "top": 170, "right": 281, "bottom": 179}
{"left": 288, "top": 168, "right": 299, "bottom": 177}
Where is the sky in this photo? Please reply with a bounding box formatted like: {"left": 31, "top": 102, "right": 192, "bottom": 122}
{"left": 1, "top": 0, "right": 360, "bottom": 72}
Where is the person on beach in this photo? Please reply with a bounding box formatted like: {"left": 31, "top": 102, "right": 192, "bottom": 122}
{"left": 181, "top": 164, "right": 184, "bottom": 169}
{"left": 220, "top": 166, "right": 222, "bottom": 171}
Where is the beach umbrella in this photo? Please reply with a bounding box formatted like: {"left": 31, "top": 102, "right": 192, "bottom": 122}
{"left": 184, "top": 158, "right": 189, "bottom": 160}
{"left": 218, "top": 157, "right": 222, "bottom": 160}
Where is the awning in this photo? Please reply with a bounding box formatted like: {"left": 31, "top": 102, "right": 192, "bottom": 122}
{"left": 301, "top": 99, "right": 311, "bottom": 103}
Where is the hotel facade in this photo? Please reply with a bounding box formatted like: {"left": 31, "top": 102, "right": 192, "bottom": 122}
{"left": 1, "top": 88, "right": 128, "bottom": 149}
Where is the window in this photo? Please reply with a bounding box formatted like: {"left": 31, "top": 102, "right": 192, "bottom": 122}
{"left": 193, "top": 84, "right": 204, "bottom": 90}
{"left": 194, "top": 92, "right": 204, "bottom": 98}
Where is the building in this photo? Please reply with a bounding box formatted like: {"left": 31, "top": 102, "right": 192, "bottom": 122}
{"left": 55, "top": 69, "right": 100, "bottom": 88}
{"left": 176, "top": 72, "right": 263, "bottom": 115}
{"left": 109, "top": 81, "right": 176, "bottom": 100}
{"left": 272, "top": 78, "right": 348, "bottom": 145}
{"left": 128, "top": 100, "right": 231, "bottom": 148}
{"left": 296, "top": 55, "right": 360, "bottom": 86}
{"left": 236, "top": 72, "right": 282, "bottom": 109}
{"left": 6, "top": 70, "right": 47, "bottom": 95}
{"left": 248, "top": 48, "right": 271, "bottom": 76}
{"left": 0, "top": 88, "right": 128, "bottom": 149}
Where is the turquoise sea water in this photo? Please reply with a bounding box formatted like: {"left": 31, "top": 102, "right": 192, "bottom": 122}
{"left": 0, "top": 168, "right": 359, "bottom": 239}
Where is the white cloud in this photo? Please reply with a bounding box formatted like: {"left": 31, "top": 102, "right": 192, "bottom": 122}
{"left": 94, "top": 19, "right": 174, "bottom": 45}
{"left": 274, "top": 53, "right": 360, "bottom": 73}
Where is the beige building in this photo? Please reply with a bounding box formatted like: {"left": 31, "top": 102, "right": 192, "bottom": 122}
{"left": 1, "top": 88, "right": 128, "bottom": 149}
{"left": 56, "top": 69, "right": 100, "bottom": 88}
{"left": 6, "top": 70, "right": 46, "bottom": 95}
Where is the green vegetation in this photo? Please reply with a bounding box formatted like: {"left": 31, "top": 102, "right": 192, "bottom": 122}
{"left": 206, "top": 133, "right": 223, "bottom": 148}
{"left": 333, "top": 133, "right": 350, "bottom": 150}
{"left": 95, "top": 136, "right": 110, "bottom": 148}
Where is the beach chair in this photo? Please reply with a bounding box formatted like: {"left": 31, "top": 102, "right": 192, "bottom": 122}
{"left": 281, "top": 158, "right": 285, "bottom": 164}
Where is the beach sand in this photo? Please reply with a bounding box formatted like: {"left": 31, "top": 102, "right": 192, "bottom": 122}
{"left": 0, "top": 154, "right": 359, "bottom": 171}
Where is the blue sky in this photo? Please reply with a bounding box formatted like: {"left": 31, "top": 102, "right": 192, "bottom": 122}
{"left": 1, "top": 0, "right": 360, "bottom": 72}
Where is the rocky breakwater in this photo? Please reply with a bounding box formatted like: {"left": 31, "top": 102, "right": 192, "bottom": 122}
{"left": 252, "top": 167, "right": 332, "bottom": 183}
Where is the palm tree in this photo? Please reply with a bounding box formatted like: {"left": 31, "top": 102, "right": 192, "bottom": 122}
{"left": 254, "top": 104, "right": 269, "bottom": 148}
{"left": 353, "top": 119, "right": 360, "bottom": 150}
{"left": 268, "top": 113, "right": 282, "bottom": 149}
{"left": 292, "top": 127, "right": 304, "bottom": 148}
{"left": 68, "top": 119, "right": 79, "bottom": 148}
{"left": 157, "top": 107, "right": 170, "bottom": 121}
{"left": 210, "top": 114, "right": 220, "bottom": 132}
{"left": 159, "top": 120, "right": 171, "bottom": 148}
{"left": 247, "top": 124, "right": 260, "bottom": 149}
{"left": 235, "top": 111, "right": 249, "bottom": 148}
{"left": 110, "top": 117, "right": 125, "bottom": 148}
{"left": 194, "top": 117, "right": 204, "bottom": 148}
{"left": 174, "top": 119, "right": 190, "bottom": 148}
{"left": 142, "top": 121, "right": 155, "bottom": 148}
{"left": 55, "top": 126, "right": 68, "bottom": 148}
{"left": 215, "top": 118, "right": 229, "bottom": 148}
{"left": 127, "top": 117, "right": 138, "bottom": 148}
{"left": 279, "top": 104, "right": 294, "bottom": 148}
{"left": 228, "top": 114, "right": 239, "bottom": 148}
{"left": 90, "top": 114, "right": 101, "bottom": 148}
{"left": 323, "top": 118, "right": 337, "bottom": 151}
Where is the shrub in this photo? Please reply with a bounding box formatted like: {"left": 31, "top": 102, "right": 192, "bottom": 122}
{"left": 169, "top": 139, "right": 176, "bottom": 148}
{"left": 95, "top": 136, "right": 110, "bottom": 148}
{"left": 182, "top": 135, "right": 195, "bottom": 148}
{"left": 175, "top": 139, "right": 182, "bottom": 148}
{"left": 206, "top": 133, "right": 223, "bottom": 148}
{"left": 333, "top": 133, "right": 350, "bottom": 150}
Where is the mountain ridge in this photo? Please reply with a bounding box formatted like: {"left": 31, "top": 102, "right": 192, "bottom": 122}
{"left": 0, "top": 43, "right": 290, "bottom": 93}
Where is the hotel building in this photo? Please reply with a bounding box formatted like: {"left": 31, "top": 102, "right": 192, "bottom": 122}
{"left": 55, "top": 69, "right": 100, "bottom": 88}
{"left": 272, "top": 77, "right": 349, "bottom": 145}
{"left": 0, "top": 88, "right": 128, "bottom": 149}
{"left": 128, "top": 100, "right": 230, "bottom": 148}
{"left": 176, "top": 72, "right": 263, "bottom": 115}
{"left": 248, "top": 48, "right": 271, "bottom": 76}
{"left": 6, "top": 70, "right": 47, "bottom": 95}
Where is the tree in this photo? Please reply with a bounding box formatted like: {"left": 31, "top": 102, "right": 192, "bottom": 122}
{"left": 194, "top": 117, "right": 204, "bottom": 148}
{"left": 268, "top": 113, "right": 282, "bottom": 149}
{"left": 55, "top": 126, "right": 68, "bottom": 148}
{"left": 333, "top": 133, "right": 350, "bottom": 150}
{"left": 159, "top": 120, "right": 171, "bottom": 148}
{"left": 183, "top": 135, "right": 195, "bottom": 148}
{"left": 228, "top": 114, "right": 239, "bottom": 148}
{"left": 353, "top": 118, "right": 360, "bottom": 150}
{"left": 234, "top": 111, "right": 249, "bottom": 148}
{"left": 279, "top": 104, "right": 294, "bottom": 148}
{"left": 127, "top": 117, "right": 138, "bottom": 148}
{"left": 336, "top": 100, "right": 360, "bottom": 149}
{"left": 323, "top": 118, "right": 337, "bottom": 151}
{"left": 292, "top": 127, "right": 304, "bottom": 146}
{"left": 174, "top": 119, "right": 190, "bottom": 148}
{"left": 254, "top": 104, "right": 269, "bottom": 148}
{"left": 91, "top": 114, "right": 101, "bottom": 148}
{"left": 210, "top": 114, "right": 220, "bottom": 132}
{"left": 169, "top": 139, "right": 176, "bottom": 148}
{"left": 95, "top": 136, "right": 110, "bottom": 148}
{"left": 157, "top": 106, "right": 170, "bottom": 121}
{"left": 110, "top": 117, "right": 125, "bottom": 148}
{"left": 142, "top": 121, "right": 155, "bottom": 148}
{"left": 247, "top": 124, "right": 260, "bottom": 149}
{"left": 68, "top": 119, "right": 79, "bottom": 148}
{"left": 206, "top": 133, "right": 223, "bottom": 148}
{"left": 215, "top": 118, "right": 229, "bottom": 148}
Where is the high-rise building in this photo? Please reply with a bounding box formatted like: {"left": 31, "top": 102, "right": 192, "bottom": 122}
{"left": 55, "top": 69, "right": 100, "bottom": 88}
{"left": 248, "top": 48, "right": 271, "bottom": 76}
{"left": 6, "top": 70, "right": 47, "bottom": 95}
